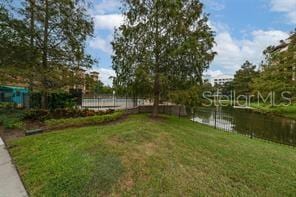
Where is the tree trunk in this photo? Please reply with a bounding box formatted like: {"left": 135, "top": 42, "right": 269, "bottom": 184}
{"left": 41, "top": 90, "right": 48, "bottom": 109}
{"left": 28, "top": 0, "right": 35, "bottom": 103}
{"left": 29, "top": 0, "right": 35, "bottom": 49}
{"left": 41, "top": 0, "right": 49, "bottom": 109}
{"left": 152, "top": 68, "right": 160, "bottom": 117}
{"left": 152, "top": 2, "right": 160, "bottom": 117}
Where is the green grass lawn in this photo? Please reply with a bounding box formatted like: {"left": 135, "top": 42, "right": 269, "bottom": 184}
{"left": 251, "top": 103, "right": 296, "bottom": 120}
{"left": 8, "top": 114, "right": 296, "bottom": 196}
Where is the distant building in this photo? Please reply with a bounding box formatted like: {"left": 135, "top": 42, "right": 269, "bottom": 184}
{"left": 71, "top": 68, "right": 100, "bottom": 94}
{"left": 1, "top": 67, "right": 100, "bottom": 99}
{"left": 212, "top": 75, "right": 233, "bottom": 86}
{"left": 90, "top": 71, "right": 99, "bottom": 81}
{"left": 270, "top": 34, "right": 295, "bottom": 81}
{"left": 0, "top": 85, "right": 29, "bottom": 107}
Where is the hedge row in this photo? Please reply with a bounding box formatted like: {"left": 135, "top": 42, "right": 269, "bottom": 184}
{"left": 24, "top": 108, "right": 115, "bottom": 121}
{"left": 45, "top": 111, "right": 124, "bottom": 130}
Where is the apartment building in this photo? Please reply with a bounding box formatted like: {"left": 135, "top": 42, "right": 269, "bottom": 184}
{"left": 72, "top": 68, "right": 100, "bottom": 94}
{"left": 270, "top": 34, "right": 295, "bottom": 81}
{"left": 212, "top": 75, "right": 233, "bottom": 86}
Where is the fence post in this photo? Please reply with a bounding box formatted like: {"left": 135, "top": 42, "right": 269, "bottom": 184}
{"left": 93, "top": 95, "right": 95, "bottom": 109}
{"left": 214, "top": 109, "right": 217, "bottom": 129}
{"left": 113, "top": 91, "right": 115, "bottom": 110}
{"left": 192, "top": 108, "right": 194, "bottom": 122}
{"left": 125, "top": 95, "right": 127, "bottom": 110}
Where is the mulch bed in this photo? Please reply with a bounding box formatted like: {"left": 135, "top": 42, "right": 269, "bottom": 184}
{"left": 0, "top": 127, "right": 25, "bottom": 142}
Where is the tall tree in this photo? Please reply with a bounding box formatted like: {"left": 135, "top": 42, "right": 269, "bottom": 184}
{"left": 21, "top": 0, "right": 95, "bottom": 108}
{"left": 0, "top": 0, "right": 94, "bottom": 108}
{"left": 112, "top": 0, "right": 215, "bottom": 116}
{"left": 233, "top": 60, "right": 258, "bottom": 96}
{"left": 0, "top": 3, "right": 31, "bottom": 66}
{"left": 252, "top": 32, "right": 296, "bottom": 100}
{"left": 0, "top": 1, "right": 36, "bottom": 85}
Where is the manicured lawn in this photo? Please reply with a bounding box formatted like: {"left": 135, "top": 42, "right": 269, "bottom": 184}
{"left": 8, "top": 114, "right": 296, "bottom": 196}
{"left": 251, "top": 103, "right": 296, "bottom": 120}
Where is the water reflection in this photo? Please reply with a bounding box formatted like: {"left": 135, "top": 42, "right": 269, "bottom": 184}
{"left": 193, "top": 107, "right": 296, "bottom": 146}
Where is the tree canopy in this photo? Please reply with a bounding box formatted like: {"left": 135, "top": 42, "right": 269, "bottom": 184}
{"left": 0, "top": 0, "right": 95, "bottom": 108}
{"left": 252, "top": 32, "right": 296, "bottom": 100}
{"left": 233, "top": 60, "right": 258, "bottom": 96}
{"left": 112, "top": 0, "right": 216, "bottom": 116}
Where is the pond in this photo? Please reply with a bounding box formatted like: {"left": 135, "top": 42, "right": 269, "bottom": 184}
{"left": 192, "top": 107, "right": 296, "bottom": 146}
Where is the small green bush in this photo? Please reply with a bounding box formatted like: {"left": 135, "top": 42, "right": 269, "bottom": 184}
{"left": 45, "top": 111, "right": 124, "bottom": 129}
{"left": 24, "top": 109, "right": 50, "bottom": 121}
{"left": 2, "top": 117, "right": 24, "bottom": 129}
{"left": 0, "top": 109, "right": 25, "bottom": 129}
{"left": 24, "top": 108, "right": 116, "bottom": 121}
{"left": 0, "top": 102, "right": 16, "bottom": 109}
{"left": 29, "top": 92, "right": 79, "bottom": 109}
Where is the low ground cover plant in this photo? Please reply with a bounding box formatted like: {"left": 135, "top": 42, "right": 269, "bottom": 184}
{"left": 45, "top": 111, "right": 124, "bottom": 129}
{"left": 0, "top": 108, "right": 25, "bottom": 129}
{"left": 24, "top": 108, "right": 115, "bottom": 121}
{"left": 0, "top": 102, "right": 117, "bottom": 130}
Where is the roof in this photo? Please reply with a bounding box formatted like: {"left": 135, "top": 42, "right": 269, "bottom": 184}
{"left": 0, "top": 85, "right": 28, "bottom": 91}
{"left": 270, "top": 33, "right": 295, "bottom": 53}
{"left": 270, "top": 42, "right": 288, "bottom": 53}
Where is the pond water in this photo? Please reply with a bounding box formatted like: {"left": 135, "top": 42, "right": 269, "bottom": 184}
{"left": 192, "top": 107, "right": 296, "bottom": 146}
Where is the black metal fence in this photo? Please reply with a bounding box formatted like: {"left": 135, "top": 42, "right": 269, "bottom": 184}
{"left": 81, "top": 95, "right": 146, "bottom": 110}
{"left": 192, "top": 107, "right": 296, "bottom": 147}
{"left": 192, "top": 108, "right": 234, "bottom": 132}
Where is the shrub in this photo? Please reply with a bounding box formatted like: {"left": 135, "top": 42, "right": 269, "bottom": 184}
{"left": 1, "top": 117, "right": 24, "bottom": 129}
{"left": 24, "top": 109, "right": 50, "bottom": 121}
{"left": 0, "top": 109, "right": 25, "bottom": 129}
{"left": 45, "top": 111, "right": 124, "bottom": 129}
{"left": 29, "top": 92, "right": 80, "bottom": 109}
{"left": 105, "top": 109, "right": 115, "bottom": 114}
{"left": 0, "top": 102, "right": 16, "bottom": 109}
{"left": 50, "top": 108, "right": 112, "bottom": 119}
{"left": 23, "top": 108, "right": 117, "bottom": 121}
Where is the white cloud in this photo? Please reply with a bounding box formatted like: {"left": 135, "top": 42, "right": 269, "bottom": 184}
{"left": 89, "top": 1, "right": 123, "bottom": 53}
{"left": 270, "top": 0, "right": 296, "bottom": 24}
{"left": 202, "top": 0, "right": 225, "bottom": 11}
{"left": 94, "top": 14, "right": 123, "bottom": 30}
{"left": 240, "top": 30, "right": 289, "bottom": 60}
{"left": 95, "top": 0, "right": 121, "bottom": 14}
{"left": 89, "top": 35, "right": 113, "bottom": 54}
{"left": 212, "top": 29, "right": 289, "bottom": 71}
{"left": 92, "top": 67, "right": 115, "bottom": 86}
{"left": 205, "top": 70, "right": 224, "bottom": 78}
{"left": 213, "top": 32, "right": 242, "bottom": 70}
{"left": 210, "top": 21, "right": 230, "bottom": 32}
{"left": 88, "top": 1, "right": 124, "bottom": 76}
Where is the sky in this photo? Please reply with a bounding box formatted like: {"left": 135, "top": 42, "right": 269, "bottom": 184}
{"left": 87, "top": 0, "right": 296, "bottom": 85}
